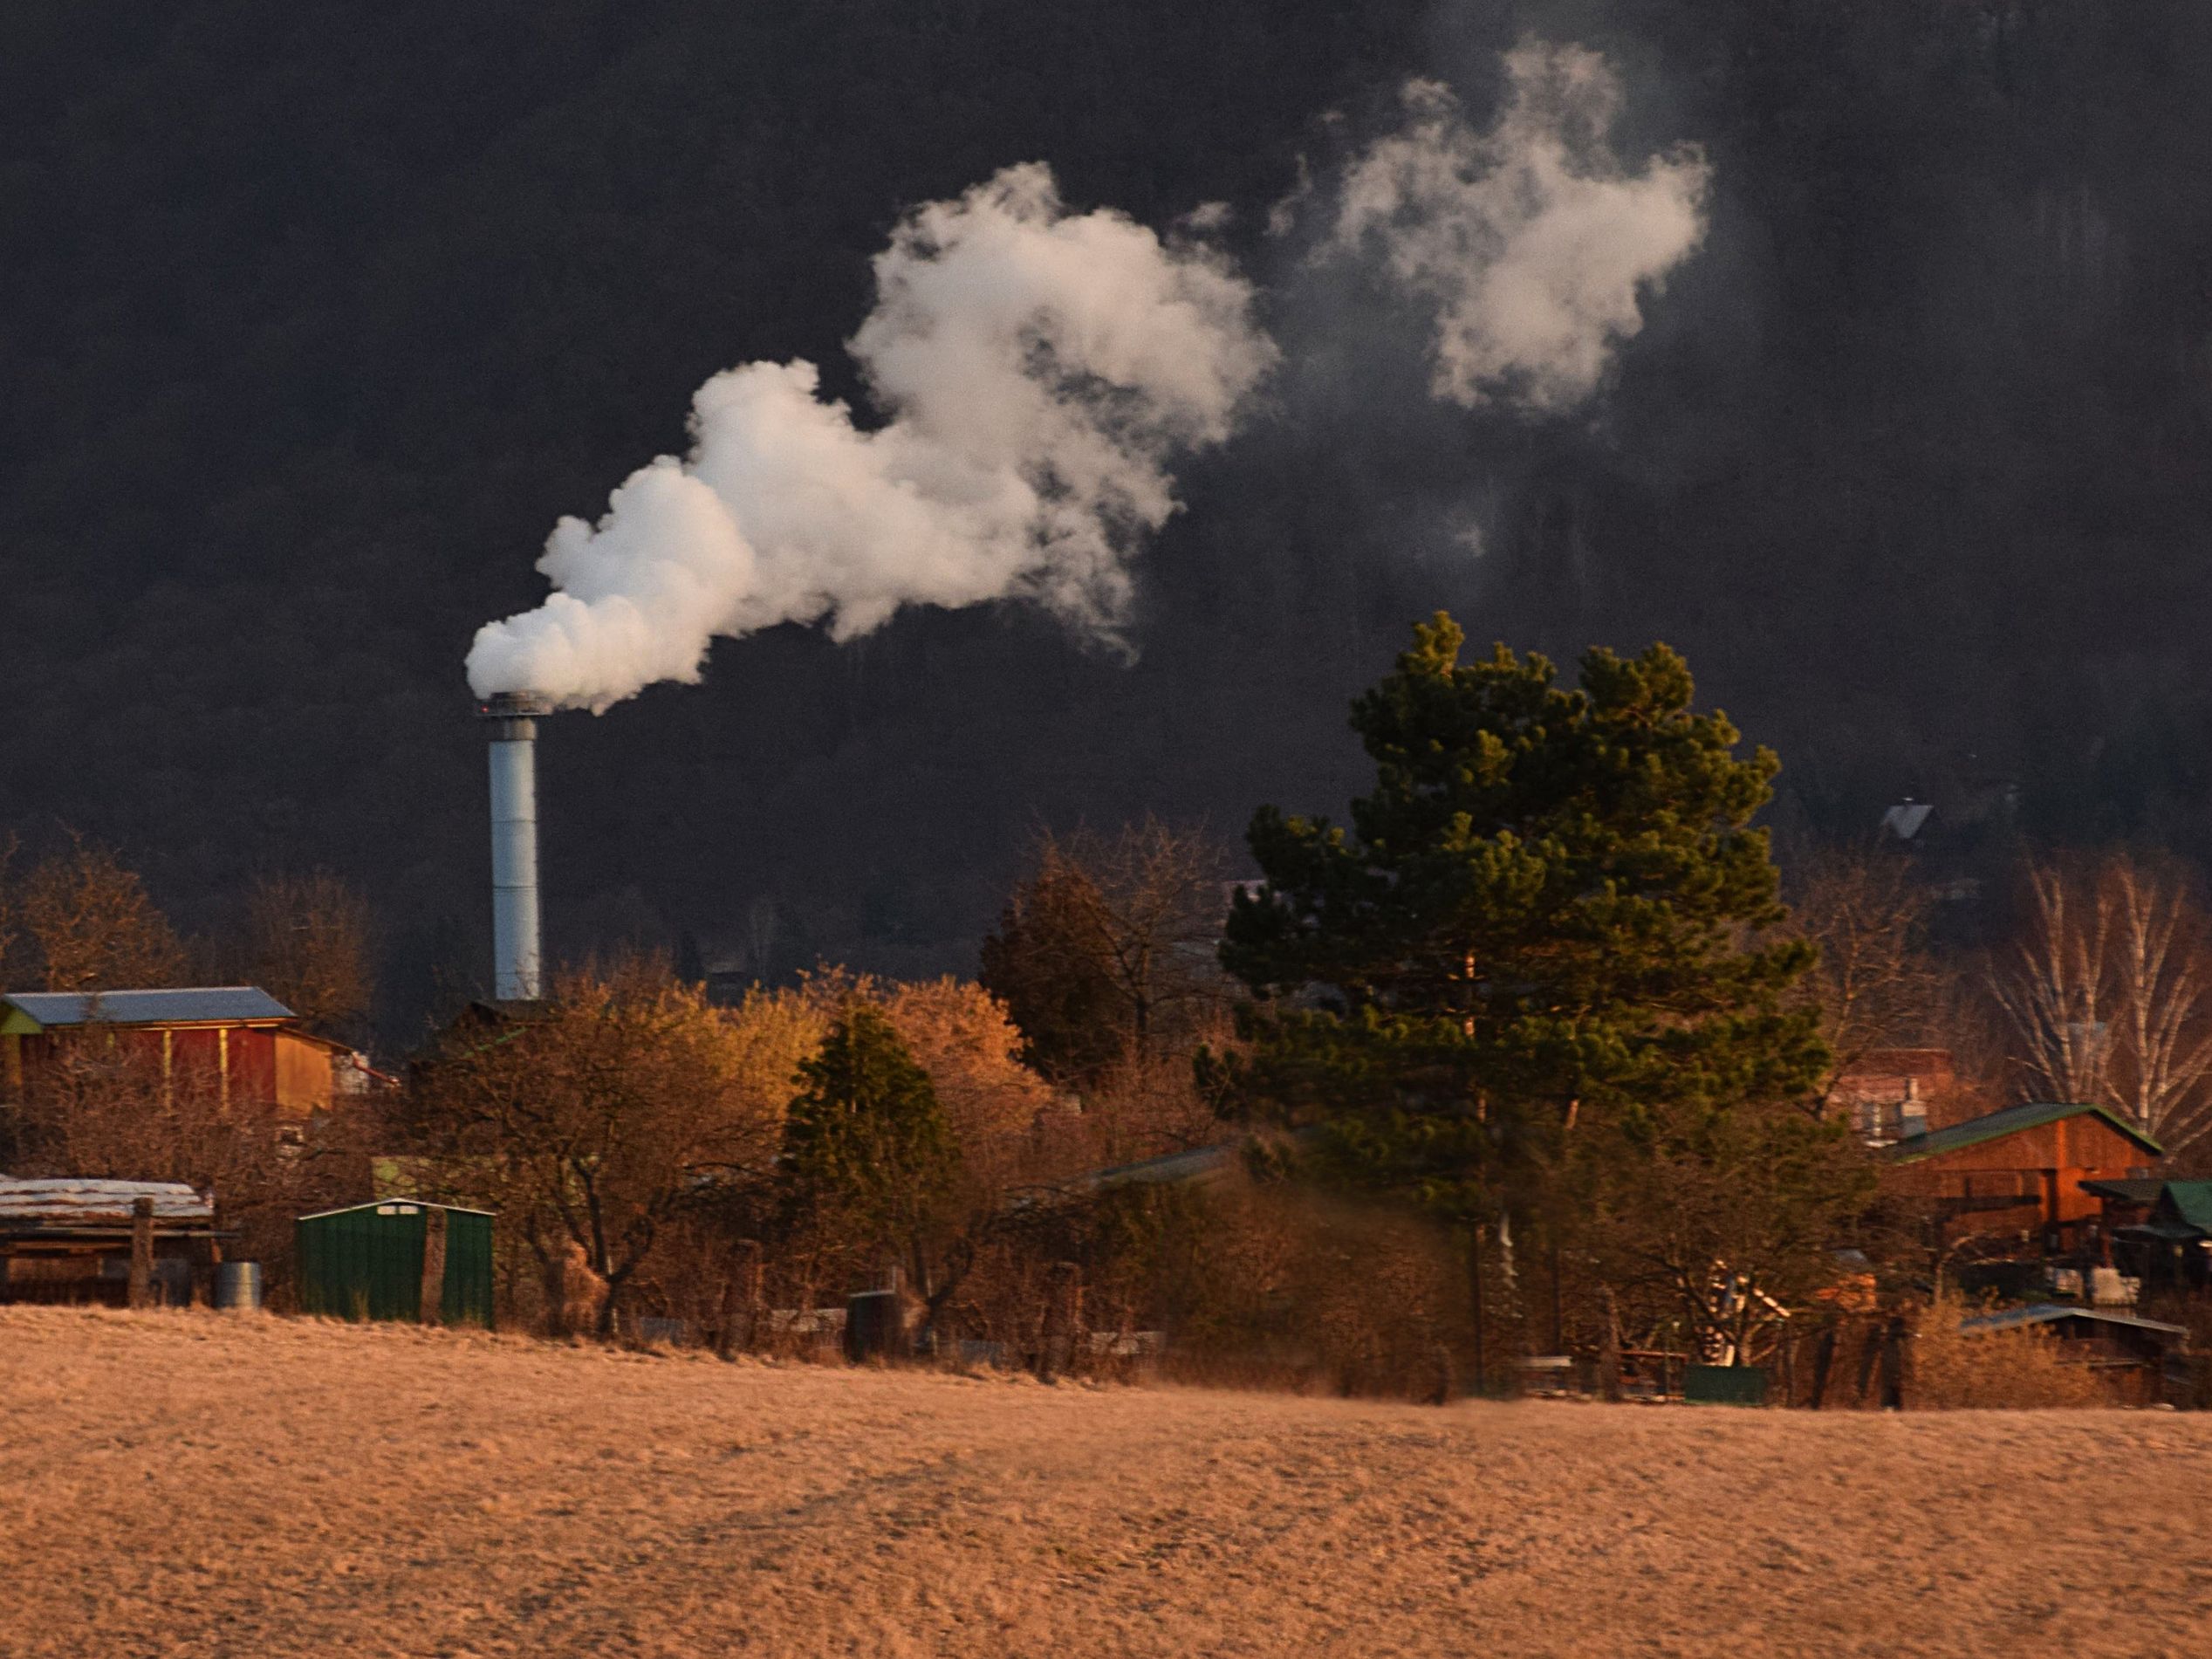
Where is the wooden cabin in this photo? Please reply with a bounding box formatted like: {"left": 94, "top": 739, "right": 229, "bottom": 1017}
{"left": 1958, "top": 1303, "right": 2188, "bottom": 1406}
{"left": 0, "top": 988, "right": 360, "bottom": 1119}
{"left": 0, "top": 1177, "right": 221, "bottom": 1306}
{"left": 1886, "top": 1100, "right": 2161, "bottom": 1247}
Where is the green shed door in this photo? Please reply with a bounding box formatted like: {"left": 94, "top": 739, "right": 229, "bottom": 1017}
{"left": 296, "top": 1204, "right": 428, "bottom": 1321}
{"left": 440, "top": 1210, "right": 496, "bottom": 1330}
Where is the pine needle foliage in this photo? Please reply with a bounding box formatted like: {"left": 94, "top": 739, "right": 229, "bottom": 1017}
{"left": 1219, "top": 613, "right": 1830, "bottom": 1224}
{"left": 780, "top": 1004, "right": 962, "bottom": 1264}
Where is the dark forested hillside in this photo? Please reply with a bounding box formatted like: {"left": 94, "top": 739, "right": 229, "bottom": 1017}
{"left": 5, "top": 0, "right": 2211, "bottom": 1043}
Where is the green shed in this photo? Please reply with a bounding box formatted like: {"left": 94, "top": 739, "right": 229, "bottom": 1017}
{"left": 295, "top": 1200, "right": 495, "bottom": 1328}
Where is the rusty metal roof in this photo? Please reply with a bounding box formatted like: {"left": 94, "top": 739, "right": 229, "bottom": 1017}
{"left": 1, "top": 987, "right": 294, "bottom": 1029}
{"left": 0, "top": 1178, "right": 213, "bottom": 1227}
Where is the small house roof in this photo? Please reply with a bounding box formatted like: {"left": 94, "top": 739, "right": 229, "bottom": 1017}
{"left": 2156, "top": 1181, "right": 2212, "bottom": 1234}
{"left": 1889, "top": 1100, "right": 2162, "bottom": 1164}
{"left": 296, "top": 1199, "right": 497, "bottom": 1222}
{"left": 0, "top": 1177, "right": 213, "bottom": 1227}
{"left": 1, "top": 987, "right": 295, "bottom": 1031}
{"left": 1959, "top": 1303, "right": 2188, "bottom": 1339}
{"left": 2080, "top": 1177, "right": 2167, "bottom": 1205}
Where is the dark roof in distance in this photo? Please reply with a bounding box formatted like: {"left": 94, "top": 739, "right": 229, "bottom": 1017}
{"left": 2080, "top": 1177, "right": 2167, "bottom": 1205}
{"left": 2159, "top": 1181, "right": 2212, "bottom": 1233}
{"left": 1959, "top": 1303, "right": 2188, "bottom": 1339}
{"left": 1889, "top": 1100, "right": 2162, "bottom": 1164}
{"left": 1, "top": 987, "right": 294, "bottom": 1027}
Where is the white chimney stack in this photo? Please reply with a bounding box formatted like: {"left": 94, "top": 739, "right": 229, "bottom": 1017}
{"left": 480, "top": 692, "right": 551, "bottom": 1001}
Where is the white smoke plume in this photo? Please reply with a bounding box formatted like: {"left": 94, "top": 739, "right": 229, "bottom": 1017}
{"left": 1325, "top": 41, "right": 1709, "bottom": 413}
{"left": 467, "top": 163, "right": 1274, "bottom": 711}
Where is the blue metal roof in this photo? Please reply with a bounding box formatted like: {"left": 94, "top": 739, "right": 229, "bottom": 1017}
{"left": 1, "top": 987, "right": 295, "bottom": 1028}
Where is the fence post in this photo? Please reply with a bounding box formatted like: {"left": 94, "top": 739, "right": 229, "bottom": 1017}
{"left": 1598, "top": 1285, "right": 1624, "bottom": 1402}
{"left": 127, "top": 1196, "right": 154, "bottom": 1310}
{"left": 418, "top": 1207, "right": 448, "bottom": 1327}
{"left": 1037, "top": 1261, "right": 1083, "bottom": 1383}
{"left": 719, "top": 1239, "right": 764, "bottom": 1359}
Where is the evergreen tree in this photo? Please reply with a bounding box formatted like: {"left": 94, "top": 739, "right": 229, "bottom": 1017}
{"left": 1219, "top": 614, "right": 1829, "bottom": 1226}
{"left": 780, "top": 1004, "right": 961, "bottom": 1278}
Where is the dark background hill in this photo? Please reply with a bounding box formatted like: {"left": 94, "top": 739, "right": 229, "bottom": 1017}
{"left": 6, "top": 0, "right": 2212, "bottom": 1044}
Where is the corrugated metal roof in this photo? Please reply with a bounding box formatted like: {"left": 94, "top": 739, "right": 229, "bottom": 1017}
{"left": 0, "top": 1177, "right": 213, "bottom": 1226}
{"left": 1889, "top": 1100, "right": 2162, "bottom": 1164}
{"left": 1, "top": 987, "right": 294, "bottom": 1028}
{"left": 1959, "top": 1303, "right": 2188, "bottom": 1338}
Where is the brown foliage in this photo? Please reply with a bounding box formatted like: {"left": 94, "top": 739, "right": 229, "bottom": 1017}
{"left": 7, "top": 1042, "right": 373, "bottom": 1305}
{"left": 408, "top": 958, "right": 778, "bottom": 1336}
{"left": 15, "top": 832, "right": 187, "bottom": 991}
{"left": 236, "top": 871, "right": 374, "bottom": 1037}
{"left": 980, "top": 818, "right": 1231, "bottom": 1086}
{"left": 1907, "top": 1292, "right": 2121, "bottom": 1409}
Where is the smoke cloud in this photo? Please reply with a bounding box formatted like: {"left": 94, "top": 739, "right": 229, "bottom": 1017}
{"left": 468, "top": 163, "right": 1274, "bottom": 710}
{"left": 468, "top": 43, "right": 1710, "bottom": 711}
{"left": 1325, "top": 42, "right": 1709, "bottom": 413}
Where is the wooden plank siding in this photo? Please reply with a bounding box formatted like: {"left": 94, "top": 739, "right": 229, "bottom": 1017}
{"left": 1888, "top": 1112, "right": 2157, "bottom": 1237}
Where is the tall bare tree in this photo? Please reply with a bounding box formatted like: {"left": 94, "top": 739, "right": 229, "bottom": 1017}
{"left": 239, "top": 871, "right": 374, "bottom": 1036}
{"left": 17, "top": 831, "right": 187, "bottom": 991}
{"left": 1989, "top": 852, "right": 2212, "bottom": 1152}
{"left": 980, "top": 817, "right": 1230, "bottom": 1086}
{"left": 1786, "top": 842, "right": 1940, "bottom": 1096}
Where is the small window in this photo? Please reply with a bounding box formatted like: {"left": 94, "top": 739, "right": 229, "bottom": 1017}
{"left": 397, "top": 1204, "right": 419, "bottom": 1215}
{"left": 375, "top": 1204, "right": 397, "bottom": 1216}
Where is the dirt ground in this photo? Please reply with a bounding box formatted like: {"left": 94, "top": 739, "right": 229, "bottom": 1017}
{"left": 5, "top": 1307, "right": 2210, "bottom": 1657}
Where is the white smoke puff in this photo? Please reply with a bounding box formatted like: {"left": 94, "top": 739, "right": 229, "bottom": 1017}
{"left": 468, "top": 162, "right": 1275, "bottom": 711}
{"left": 1326, "top": 41, "right": 1709, "bottom": 413}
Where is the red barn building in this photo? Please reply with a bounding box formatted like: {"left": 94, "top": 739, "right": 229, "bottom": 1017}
{"left": 0, "top": 988, "right": 360, "bottom": 1119}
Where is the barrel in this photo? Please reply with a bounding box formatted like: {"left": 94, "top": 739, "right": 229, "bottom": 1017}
{"left": 214, "top": 1261, "right": 264, "bottom": 1312}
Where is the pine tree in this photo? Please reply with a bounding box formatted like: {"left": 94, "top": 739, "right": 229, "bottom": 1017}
{"left": 1219, "top": 614, "right": 1829, "bottom": 1226}
{"left": 780, "top": 1004, "right": 961, "bottom": 1276}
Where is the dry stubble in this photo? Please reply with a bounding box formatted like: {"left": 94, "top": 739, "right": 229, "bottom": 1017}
{"left": 3, "top": 1306, "right": 2209, "bottom": 1657}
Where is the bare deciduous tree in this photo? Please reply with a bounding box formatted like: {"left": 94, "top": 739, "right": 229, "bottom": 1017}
{"left": 1989, "top": 853, "right": 2212, "bottom": 1152}
{"left": 407, "top": 958, "right": 782, "bottom": 1336}
{"left": 1787, "top": 842, "right": 1940, "bottom": 1094}
{"left": 239, "top": 871, "right": 374, "bottom": 1037}
{"left": 18, "top": 831, "right": 187, "bottom": 991}
{"left": 980, "top": 818, "right": 1231, "bottom": 1085}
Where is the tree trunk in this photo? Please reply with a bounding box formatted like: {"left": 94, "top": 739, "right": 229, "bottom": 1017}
{"left": 127, "top": 1196, "right": 154, "bottom": 1310}
{"left": 1598, "top": 1285, "right": 1623, "bottom": 1402}
{"left": 1037, "top": 1260, "right": 1083, "bottom": 1383}
{"left": 718, "top": 1239, "right": 764, "bottom": 1359}
{"left": 1469, "top": 1225, "right": 1487, "bottom": 1395}
{"left": 418, "top": 1207, "right": 448, "bottom": 1327}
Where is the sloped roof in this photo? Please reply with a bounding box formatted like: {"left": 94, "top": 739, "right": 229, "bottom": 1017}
{"left": 1, "top": 987, "right": 294, "bottom": 1029}
{"left": 0, "top": 1177, "right": 212, "bottom": 1227}
{"left": 2158, "top": 1181, "right": 2212, "bottom": 1233}
{"left": 1959, "top": 1303, "right": 2187, "bottom": 1339}
{"left": 2080, "top": 1177, "right": 2167, "bottom": 1205}
{"left": 1889, "top": 1100, "right": 2161, "bottom": 1164}
{"left": 296, "top": 1199, "right": 496, "bottom": 1222}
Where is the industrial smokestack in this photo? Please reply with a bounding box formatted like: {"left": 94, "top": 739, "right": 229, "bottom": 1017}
{"left": 479, "top": 692, "right": 551, "bottom": 1002}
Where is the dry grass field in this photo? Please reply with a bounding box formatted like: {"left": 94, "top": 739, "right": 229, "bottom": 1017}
{"left": 5, "top": 1307, "right": 2211, "bottom": 1657}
